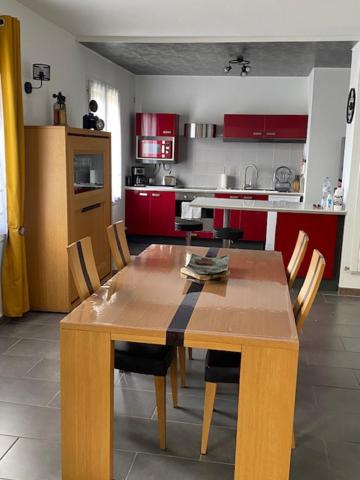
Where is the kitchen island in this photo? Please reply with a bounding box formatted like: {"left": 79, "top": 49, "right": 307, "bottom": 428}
{"left": 191, "top": 196, "right": 346, "bottom": 287}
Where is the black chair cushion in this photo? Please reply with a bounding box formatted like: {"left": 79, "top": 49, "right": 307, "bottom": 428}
{"left": 114, "top": 341, "right": 175, "bottom": 376}
{"left": 214, "top": 227, "right": 244, "bottom": 241}
{"left": 175, "top": 218, "right": 203, "bottom": 232}
{"left": 205, "top": 350, "right": 241, "bottom": 384}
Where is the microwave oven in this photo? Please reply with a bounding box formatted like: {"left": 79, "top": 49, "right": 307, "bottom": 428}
{"left": 136, "top": 138, "right": 175, "bottom": 161}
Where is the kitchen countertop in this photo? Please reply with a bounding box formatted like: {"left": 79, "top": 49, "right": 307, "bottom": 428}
{"left": 125, "top": 186, "right": 304, "bottom": 196}
{"left": 190, "top": 197, "right": 347, "bottom": 215}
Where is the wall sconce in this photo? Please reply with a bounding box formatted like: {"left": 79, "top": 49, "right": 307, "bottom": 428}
{"left": 24, "top": 64, "right": 50, "bottom": 94}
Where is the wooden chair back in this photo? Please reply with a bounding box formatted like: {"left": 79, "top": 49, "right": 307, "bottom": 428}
{"left": 67, "top": 236, "right": 100, "bottom": 301}
{"left": 293, "top": 249, "right": 325, "bottom": 333}
{"left": 106, "top": 220, "right": 131, "bottom": 271}
{"left": 287, "top": 230, "right": 309, "bottom": 288}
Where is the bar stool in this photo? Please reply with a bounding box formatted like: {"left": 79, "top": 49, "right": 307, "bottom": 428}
{"left": 214, "top": 227, "right": 243, "bottom": 248}
{"left": 175, "top": 218, "right": 203, "bottom": 246}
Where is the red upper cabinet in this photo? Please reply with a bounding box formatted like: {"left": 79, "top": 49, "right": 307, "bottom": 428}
{"left": 223, "top": 114, "right": 265, "bottom": 140}
{"left": 264, "top": 115, "right": 308, "bottom": 141}
{"left": 223, "top": 114, "right": 308, "bottom": 142}
{"left": 136, "top": 113, "right": 179, "bottom": 137}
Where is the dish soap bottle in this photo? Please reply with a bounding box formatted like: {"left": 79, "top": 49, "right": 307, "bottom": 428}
{"left": 321, "top": 177, "right": 331, "bottom": 209}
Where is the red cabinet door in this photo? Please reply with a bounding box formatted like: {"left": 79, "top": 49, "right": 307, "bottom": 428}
{"left": 148, "top": 191, "right": 176, "bottom": 236}
{"left": 264, "top": 115, "right": 308, "bottom": 140}
{"left": 214, "top": 194, "right": 241, "bottom": 228}
{"left": 136, "top": 113, "right": 179, "bottom": 137}
{"left": 275, "top": 212, "right": 338, "bottom": 279}
{"left": 238, "top": 194, "right": 268, "bottom": 242}
{"left": 136, "top": 113, "right": 157, "bottom": 136}
{"left": 223, "top": 114, "right": 265, "bottom": 140}
{"left": 125, "top": 190, "right": 150, "bottom": 234}
{"left": 156, "top": 114, "right": 178, "bottom": 136}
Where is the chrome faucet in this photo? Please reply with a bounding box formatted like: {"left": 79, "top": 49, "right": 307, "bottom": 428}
{"left": 244, "top": 164, "right": 258, "bottom": 190}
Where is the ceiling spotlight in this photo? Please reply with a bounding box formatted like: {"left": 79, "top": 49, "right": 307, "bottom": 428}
{"left": 241, "top": 65, "right": 251, "bottom": 77}
{"left": 223, "top": 56, "right": 251, "bottom": 77}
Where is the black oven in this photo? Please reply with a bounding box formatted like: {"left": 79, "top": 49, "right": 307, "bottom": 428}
{"left": 175, "top": 191, "right": 214, "bottom": 231}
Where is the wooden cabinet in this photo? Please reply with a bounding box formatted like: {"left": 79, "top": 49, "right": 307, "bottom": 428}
{"left": 223, "top": 114, "right": 308, "bottom": 142}
{"left": 24, "top": 126, "right": 111, "bottom": 312}
{"left": 125, "top": 189, "right": 175, "bottom": 236}
{"left": 214, "top": 193, "right": 268, "bottom": 242}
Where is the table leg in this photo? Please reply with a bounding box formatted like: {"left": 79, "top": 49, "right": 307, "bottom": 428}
{"left": 223, "top": 209, "right": 230, "bottom": 228}
{"left": 61, "top": 328, "right": 114, "bottom": 480}
{"left": 234, "top": 344, "right": 298, "bottom": 480}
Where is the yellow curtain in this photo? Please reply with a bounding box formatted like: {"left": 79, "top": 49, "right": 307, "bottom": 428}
{"left": 0, "top": 16, "right": 29, "bottom": 317}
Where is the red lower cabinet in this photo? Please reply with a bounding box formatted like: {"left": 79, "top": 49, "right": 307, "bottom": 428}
{"left": 125, "top": 190, "right": 150, "bottom": 234}
{"left": 148, "top": 191, "right": 175, "bottom": 236}
{"left": 214, "top": 194, "right": 268, "bottom": 242}
{"left": 125, "top": 190, "right": 175, "bottom": 236}
{"left": 214, "top": 194, "right": 242, "bottom": 229}
{"left": 275, "top": 213, "right": 338, "bottom": 279}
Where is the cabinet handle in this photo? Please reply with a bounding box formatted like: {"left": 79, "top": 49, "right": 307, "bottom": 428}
{"left": 139, "top": 192, "right": 148, "bottom": 197}
{"left": 252, "top": 131, "right": 263, "bottom": 136}
{"left": 265, "top": 132, "right": 276, "bottom": 136}
{"left": 151, "top": 193, "right": 160, "bottom": 197}
{"left": 242, "top": 196, "right": 253, "bottom": 200}
{"left": 229, "top": 195, "right": 239, "bottom": 199}
{"left": 81, "top": 203, "right": 101, "bottom": 213}
{"left": 162, "top": 130, "right": 172, "bottom": 134}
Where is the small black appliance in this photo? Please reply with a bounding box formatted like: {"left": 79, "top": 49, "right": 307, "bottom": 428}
{"left": 131, "top": 166, "right": 147, "bottom": 186}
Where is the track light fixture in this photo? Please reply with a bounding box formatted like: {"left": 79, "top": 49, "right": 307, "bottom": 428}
{"left": 223, "top": 56, "right": 251, "bottom": 77}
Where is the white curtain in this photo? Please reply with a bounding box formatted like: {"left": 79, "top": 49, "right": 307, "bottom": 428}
{"left": 0, "top": 76, "right": 7, "bottom": 235}
{"left": 89, "top": 80, "right": 122, "bottom": 202}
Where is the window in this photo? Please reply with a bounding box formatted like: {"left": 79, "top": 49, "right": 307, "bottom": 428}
{"left": 0, "top": 76, "right": 7, "bottom": 235}
{"left": 89, "top": 80, "right": 122, "bottom": 202}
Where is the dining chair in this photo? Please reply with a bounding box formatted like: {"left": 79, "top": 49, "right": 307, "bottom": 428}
{"left": 106, "top": 220, "right": 131, "bottom": 270}
{"left": 286, "top": 230, "right": 309, "bottom": 288}
{"left": 200, "top": 249, "right": 325, "bottom": 455}
{"left": 67, "top": 236, "right": 178, "bottom": 449}
{"left": 107, "top": 220, "right": 189, "bottom": 387}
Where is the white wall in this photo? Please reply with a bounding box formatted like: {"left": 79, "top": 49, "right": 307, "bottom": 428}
{"left": 135, "top": 76, "right": 308, "bottom": 188}
{"left": 304, "top": 68, "right": 350, "bottom": 205}
{"left": 340, "top": 43, "right": 360, "bottom": 289}
{"left": 1, "top": 0, "right": 135, "bottom": 219}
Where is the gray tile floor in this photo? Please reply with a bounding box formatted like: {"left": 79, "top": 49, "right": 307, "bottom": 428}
{"left": 0, "top": 293, "right": 358, "bottom": 479}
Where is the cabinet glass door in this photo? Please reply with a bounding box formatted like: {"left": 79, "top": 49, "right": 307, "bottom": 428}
{"left": 73, "top": 153, "right": 104, "bottom": 194}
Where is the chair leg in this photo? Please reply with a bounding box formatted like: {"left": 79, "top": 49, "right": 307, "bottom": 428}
{"left": 201, "top": 382, "right": 217, "bottom": 455}
{"left": 170, "top": 353, "right": 178, "bottom": 408}
{"left": 292, "top": 430, "right": 296, "bottom": 449}
{"left": 154, "top": 376, "right": 166, "bottom": 450}
{"left": 188, "top": 347, "right": 193, "bottom": 360}
{"left": 178, "top": 346, "right": 187, "bottom": 387}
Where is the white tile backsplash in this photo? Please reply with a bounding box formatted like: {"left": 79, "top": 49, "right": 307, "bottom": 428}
{"left": 141, "top": 139, "right": 304, "bottom": 189}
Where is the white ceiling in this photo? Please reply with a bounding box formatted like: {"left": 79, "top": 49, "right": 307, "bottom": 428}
{"left": 17, "top": 0, "right": 360, "bottom": 40}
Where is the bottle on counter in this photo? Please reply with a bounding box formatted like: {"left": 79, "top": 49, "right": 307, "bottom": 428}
{"left": 326, "top": 192, "right": 333, "bottom": 210}
{"left": 292, "top": 175, "right": 301, "bottom": 192}
{"left": 53, "top": 91, "right": 67, "bottom": 126}
{"left": 333, "top": 186, "right": 344, "bottom": 211}
{"left": 321, "top": 177, "right": 332, "bottom": 209}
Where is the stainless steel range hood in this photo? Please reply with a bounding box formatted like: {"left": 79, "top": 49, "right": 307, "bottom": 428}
{"left": 184, "top": 123, "right": 216, "bottom": 138}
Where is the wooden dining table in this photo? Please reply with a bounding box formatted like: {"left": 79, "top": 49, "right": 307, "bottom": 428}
{"left": 60, "top": 244, "right": 299, "bottom": 480}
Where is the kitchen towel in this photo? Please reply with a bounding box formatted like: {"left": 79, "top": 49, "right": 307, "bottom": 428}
{"left": 181, "top": 202, "right": 202, "bottom": 219}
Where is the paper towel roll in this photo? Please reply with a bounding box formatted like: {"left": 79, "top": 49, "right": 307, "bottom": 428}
{"left": 219, "top": 173, "right": 228, "bottom": 189}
